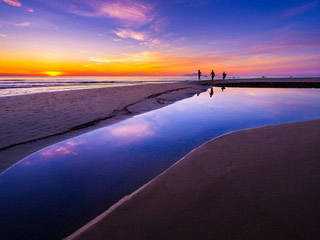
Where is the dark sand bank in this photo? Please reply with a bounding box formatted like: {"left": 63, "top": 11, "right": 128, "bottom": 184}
{"left": 213, "top": 77, "right": 320, "bottom": 88}
{"left": 0, "top": 82, "right": 208, "bottom": 174}
{"left": 69, "top": 119, "right": 320, "bottom": 240}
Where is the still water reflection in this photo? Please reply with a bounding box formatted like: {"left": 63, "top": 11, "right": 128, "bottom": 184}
{"left": 1, "top": 88, "right": 320, "bottom": 239}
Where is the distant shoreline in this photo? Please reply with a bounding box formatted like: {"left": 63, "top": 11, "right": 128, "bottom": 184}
{"left": 1, "top": 76, "right": 320, "bottom": 97}
{"left": 212, "top": 77, "right": 320, "bottom": 88}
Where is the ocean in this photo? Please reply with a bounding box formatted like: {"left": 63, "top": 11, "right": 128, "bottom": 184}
{"left": 0, "top": 75, "right": 318, "bottom": 97}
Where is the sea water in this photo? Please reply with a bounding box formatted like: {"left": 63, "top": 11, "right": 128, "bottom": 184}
{"left": 1, "top": 75, "right": 318, "bottom": 97}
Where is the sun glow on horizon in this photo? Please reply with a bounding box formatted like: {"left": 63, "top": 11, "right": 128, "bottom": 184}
{"left": 43, "top": 71, "right": 63, "bottom": 77}
{"left": 0, "top": 0, "right": 319, "bottom": 76}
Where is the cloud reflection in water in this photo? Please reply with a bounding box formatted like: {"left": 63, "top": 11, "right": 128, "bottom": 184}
{"left": 110, "top": 121, "right": 155, "bottom": 139}
{"left": 40, "top": 140, "right": 85, "bottom": 160}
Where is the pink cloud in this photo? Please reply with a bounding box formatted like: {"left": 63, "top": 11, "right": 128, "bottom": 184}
{"left": 281, "top": 1, "right": 319, "bottom": 18}
{"left": 111, "top": 121, "right": 155, "bottom": 138}
{"left": 40, "top": 140, "right": 85, "bottom": 159}
{"left": 206, "top": 28, "right": 320, "bottom": 62}
{"left": 114, "top": 28, "right": 147, "bottom": 41}
{"left": 0, "top": 34, "right": 8, "bottom": 38}
{"left": 88, "top": 51, "right": 166, "bottom": 64}
{"left": 15, "top": 22, "right": 31, "bottom": 27}
{"left": 2, "top": 0, "right": 22, "bottom": 7}
{"left": 2, "top": 0, "right": 34, "bottom": 12}
{"left": 98, "top": 1, "right": 152, "bottom": 25}
{"left": 68, "top": 0, "right": 153, "bottom": 26}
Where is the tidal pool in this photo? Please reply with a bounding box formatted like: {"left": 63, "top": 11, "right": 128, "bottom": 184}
{"left": 1, "top": 87, "right": 320, "bottom": 239}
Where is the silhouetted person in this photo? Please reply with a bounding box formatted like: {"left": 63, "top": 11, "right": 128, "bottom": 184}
{"left": 222, "top": 71, "right": 227, "bottom": 80}
{"left": 197, "top": 93, "right": 200, "bottom": 96}
{"left": 198, "top": 70, "right": 202, "bottom": 80}
{"left": 209, "top": 88, "right": 214, "bottom": 97}
{"left": 210, "top": 70, "right": 215, "bottom": 81}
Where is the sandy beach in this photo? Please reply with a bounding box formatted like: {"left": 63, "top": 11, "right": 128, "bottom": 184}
{"left": 2, "top": 78, "right": 320, "bottom": 240}
{"left": 68, "top": 119, "right": 320, "bottom": 240}
{"left": 0, "top": 82, "right": 209, "bottom": 174}
{"left": 2, "top": 1, "right": 320, "bottom": 239}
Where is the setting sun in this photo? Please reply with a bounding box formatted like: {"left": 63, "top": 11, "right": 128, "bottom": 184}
{"left": 44, "top": 71, "right": 63, "bottom": 77}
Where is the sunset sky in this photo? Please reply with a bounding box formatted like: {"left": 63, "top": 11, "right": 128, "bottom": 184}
{"left": 0, "top": 0, "right": 320, "bottom": 76}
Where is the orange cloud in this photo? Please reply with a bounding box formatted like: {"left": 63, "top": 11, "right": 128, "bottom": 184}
{"left": 89, "top": 51, "right": 155, "bottom": 63}
{"left": 1, "top": 40, "right": 319, "bottom": 76}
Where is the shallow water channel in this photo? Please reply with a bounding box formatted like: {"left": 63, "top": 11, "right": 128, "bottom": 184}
{"left": 1, "top": 87, "right": 320, "bottom": 239}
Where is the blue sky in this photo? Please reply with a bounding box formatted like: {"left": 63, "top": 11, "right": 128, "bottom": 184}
{"left": 0, "top": 0, "right": 319, "bottom": 76}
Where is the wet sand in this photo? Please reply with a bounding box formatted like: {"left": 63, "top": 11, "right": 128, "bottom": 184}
{"left": 0, "top": 82, "right": 209, "bottom": 174}
{"left": 68, "top": 119, "right": 320, "bottom": 240}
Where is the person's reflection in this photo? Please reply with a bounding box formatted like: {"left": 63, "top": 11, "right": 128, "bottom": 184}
{"left": 209, "top": 88, "right": 214, "bottom": 97}
{"left": 197, "top": 93, "right": 200, "bottom": 96}
{"left": 221, "top": 86, "right": 225, "bottom": 92}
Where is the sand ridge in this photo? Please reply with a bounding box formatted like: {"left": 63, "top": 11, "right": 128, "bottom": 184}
{"left": 69, "top": 119, "right": 320, "bottom": 240}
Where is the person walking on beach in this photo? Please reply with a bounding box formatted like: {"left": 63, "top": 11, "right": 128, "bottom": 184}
{"left": 210, "top": 70, "right": 215, "bottom": 81}
{"left": 198, "top": 70, "right": 202, "bottom": 81}
{"left": 222, "top": 71, "right": 227, "bottom": 80}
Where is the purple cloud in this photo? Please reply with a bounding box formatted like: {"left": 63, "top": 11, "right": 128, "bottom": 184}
{"left": 281, "top": 0, "right": 319, "bottom": 18}
{"left": 62, "top": 0, "right": 153, "bottom": 26}
{"left": 2, "top": 0, "right": 22, "bottom": 7}
{"left": 2, "top": 0, "right": 34, "bottom": 12}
